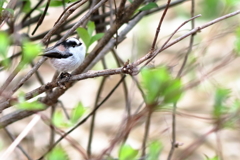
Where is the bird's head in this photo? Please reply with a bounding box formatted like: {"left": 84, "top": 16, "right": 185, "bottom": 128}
{"left": 43, "top": 37, "right": 86, "bottom": 59}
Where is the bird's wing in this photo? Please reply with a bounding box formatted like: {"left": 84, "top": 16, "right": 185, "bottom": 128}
{"left": 41, "top": 52, "right": 73, "bottom": 59}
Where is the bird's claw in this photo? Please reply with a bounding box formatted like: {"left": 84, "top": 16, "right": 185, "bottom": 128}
{"left": 57, "top": 72, "right": 72, "bottom": 89}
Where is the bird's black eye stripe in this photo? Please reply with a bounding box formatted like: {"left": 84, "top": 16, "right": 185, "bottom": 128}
{"left": 62, "top": 39, "right": 82, "bottom": 48}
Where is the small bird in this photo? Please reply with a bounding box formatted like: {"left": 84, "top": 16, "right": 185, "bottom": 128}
{"left": 42, "top": 37, "right": 86, "bottom": 79}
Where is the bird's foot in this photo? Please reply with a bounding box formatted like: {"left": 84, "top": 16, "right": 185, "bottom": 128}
{"left": 57, "top": 72, "right": 72, "bottom": 89}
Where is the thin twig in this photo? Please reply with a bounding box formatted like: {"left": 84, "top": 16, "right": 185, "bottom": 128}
{"left": 150, "top": 0, "right": 172, "bottom": 52}
{"left": 141, "top": 108, "right": 153, "bottom": 157}
{"left": 168, "top": 1, "right": 196, "bottom": 159}
{"left": 31, "top": 0, "right": 51, "bottom": 35}
{"left": 3, "top": 127, "right": 33, "bottom": 160}
{"left": 87, "top": 59, "right": 108, "bottom": 157}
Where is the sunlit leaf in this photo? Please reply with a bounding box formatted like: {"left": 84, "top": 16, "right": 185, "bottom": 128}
{"left": 224, "top": 0, "right": 239, "bottom": 7}
{"left": 46, "top": 146, "right": 69, "bottom": 160}
{"left": 147, "top": 140, "right": 163, "bottom": 160}
{"left": 234, "top": 27, "right": 240, "bottom": 55}
{"left": 70, "top": 102, "right": 87, "bottom": 123}
{"left": 16, "top": 93, "right": 45, "bottom": 110}
{"left": 87, "top": 21, "right": 95, "bottom": 36}
{"left": 21, "top": 41, "right": 42, "bottom": 66}
{"left": 89, "top": 33, "right": 104, "bottom": 46}
{"left": 204, "top": 155, "right": 220, "bottom": 160}
{"left": 0, "top": 32, "right": 10, "bottom": 58}
{"left": 118, "top": 143, "right": 138, "bottom": 160}
{"left": 213, "top": 88, "right": 231, "bottom": 118}
{"left": 52, "top": 111, "right": 71, "bottom": 128}
{"left": 141, "top": 67, "right": 182, "bottom": 105}
{"left": 163, "top": 79, "right": 182, "bottom": 104}
{"left": 77, "top": 27, "right": 90, "bottom": 48}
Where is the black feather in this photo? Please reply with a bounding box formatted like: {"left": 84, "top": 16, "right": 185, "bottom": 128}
{"left": 41, "top": 52, "right": 72, "bottom": 59}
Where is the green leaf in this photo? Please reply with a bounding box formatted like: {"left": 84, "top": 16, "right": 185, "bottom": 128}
{"left": 87, "top": 21, "right": 95, "bottom": 36}
{"left": 201, "top": 0, "right": 223, "bottom": 19}
{"left": 46, "top": 146, "right": 69, "bottom": 160}
{"left": 21, "top": 0, "right": 31, "bottom": 13}
{"left": 49, "top": 0, "right": 64, "bottom": 7}
{"left": 224, "top": 0, "right": 239, "bottom": 7}
{"left": 213, "top": 88, "right": 231, "bottom": 118}
{"left": 70, "top": 102, "right": 87, "bottom": 123}
{"left": 16, "top": 93, "right": 45, "bottom": 110}
{"left": 204, "top": 155, "right": 219, "bottom": 160}
{"left": 147, "top": 140, "right": 163, "bottom": 160}
{"left": 139, "top": 2, "right": 158, "bottom": 11}
{"left": 141, "top": 67, "right": 182, "bottom": 105}
{"left": 21, "top": 41, "right": 42, "bottom": 65}
{"left": 52, "top": 111, "right": 71, "bottom": 128}
{"left": 89, "top": 33, "right": 104, "bottom": 46}
{"left": 0, "top": 32, "right": 10, "bottom": 58}
{"left": 163, "top": 79, "right": 182, "bottom": 104}
{"left": 17, "top": 101, "right": 45, "bottom": 110}
{"left": 118, "top": 144, "right": 138, "bottom": 160}
{"left": 77, "top": 27, "right": 91, "bottom": 48}
{"left": 234, "top": 27, "right": 240, "bottom": 54}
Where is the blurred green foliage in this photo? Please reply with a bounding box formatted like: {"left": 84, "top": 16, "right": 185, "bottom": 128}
{"left": 234, "top": 27, "right": 240, "bottom": 54}
{"left": 146, "top": 140, "right": 163, "bottom": 160}
{"left": 118, "top": 143, "right": 139, "bottom": 160}
{"left": 52, "top": 102, "right": 87, "bottom": 128}
{"left": 20, "top": 41, "right": 42, "bottom": 68}
{"left": 46, "top": 146, "right": 69, "bottom": 160}
{"left": 0, "top": 32, "right": 10, "bottom": 68}
{"left": 70, "top": 102, "right": 87, "bottom": 124}
{"left": 141, "top": 67, "right": 182, "bottom": 105}
{"left": 213, "top": 88, "right": 230, "bottom": 118}
{"left": 16, "top": 93, "right": 45, "bottom": 110}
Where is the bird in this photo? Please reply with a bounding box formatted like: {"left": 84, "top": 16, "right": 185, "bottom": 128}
{"left": 42, "top": 37, "right": 86, "bottom": 80}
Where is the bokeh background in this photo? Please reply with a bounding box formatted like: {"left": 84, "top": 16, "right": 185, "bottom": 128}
{"left": 1, "top": 0, "right": 240, "bottom": 160}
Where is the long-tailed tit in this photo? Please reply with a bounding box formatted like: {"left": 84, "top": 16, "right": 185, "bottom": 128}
{"left": 42, "top": 37, "right": 86, "bottom": 79}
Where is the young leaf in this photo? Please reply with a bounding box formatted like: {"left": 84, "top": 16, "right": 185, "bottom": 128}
{"left": 0, "top": 32, "right": 10, "bottom": 58}
{"left": 147, "top": 140, "right": 163, "bottom": 160}
{"left": 213, "top": 88, "right": 230, "bottom": 118}
{"left": 163, "top": 79, "right": 182, "bottom": 104}
{"left": 21, "top": 0, "right": 31, "bottom": 13}
{"left": 139, "top": 2, "right": 158, "bottom": 11}
{"left": 21, "top": 41, "right": 42, "bottom": 66}
{"left": 118, "top": 143, "right": 138, "bottom": 160}
{"left": 16, "top": 93, "right": 45, "bottom": 110}
{"left": 234, "top": 27, "right": 240, "bottom": 54}
{"left": 70, "top": 102, "right": 87, "bottom": 123}
{"left": 87, "top": 21, "right": 95, "bottom": 36}
{"left": 52, "top": 111, "right": 71, "bottom": 128}
{"left": 89, "top": 33, "right": 104, "bottom": 46}
{"left": 77, "top": 27, "right": 90, "bottom": 48}
{"left": 46, "top": 146, "right": 69, "bottom": 160}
